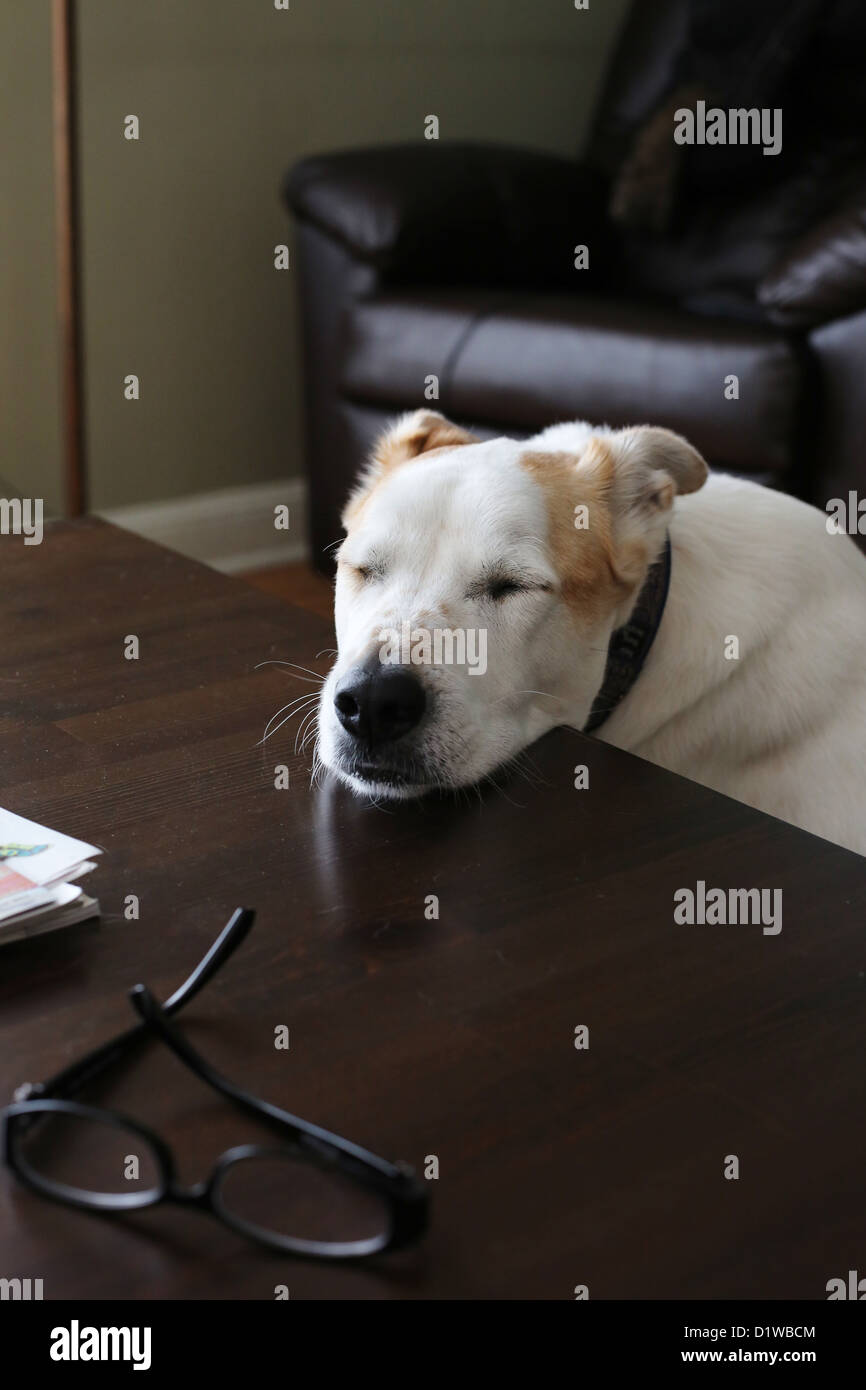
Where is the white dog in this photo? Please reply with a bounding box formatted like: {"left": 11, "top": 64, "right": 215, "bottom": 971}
{"left": 317, "top": 409, "right": 866, "bottom": 857}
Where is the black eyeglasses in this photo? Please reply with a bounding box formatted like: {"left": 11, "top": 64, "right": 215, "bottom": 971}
{"left": 1, "top": 909, "right": 428, "bottom": 1259}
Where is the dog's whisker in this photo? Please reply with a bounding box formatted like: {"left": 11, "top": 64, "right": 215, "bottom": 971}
{"left": 309, "top": 740, "right": 325, "bottom": 790}
{"left": 264, "top": 691, "right": 319, "bottom": 722}
{"left": 501, "top": 749, "right": 546, "bottom": 792}
{"left": 293, "top": 717, "right": 312, "bottom": 757}
{"left": 296, "top": 701, "right": 320, "bottom": 729}
{"left": 259, "top": 693, "right": 320, "bottom": 746}
{"left": 255, "top": 659, "right": 327, "bottom": 684}
{"left": 514, "top": 747, "right": 547, "bottom": 779}
{"left": 294, "top": 706, "right": 320, "bottom": 755}
{"left": 484, "top": 765, "right": 526, "bottom": 809}
{"left": 300, "top": 728, "right": 319, "bottom": 757}
{"left": 491, "top": 687, "right": 563, "bottom": 712}
{"left": 261, "top": 691, "right": 319, "bottom": 738}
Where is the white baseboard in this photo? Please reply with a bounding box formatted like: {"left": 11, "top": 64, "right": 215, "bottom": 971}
{"left": 97, "top": 478, "right": 309, "bottom": 574}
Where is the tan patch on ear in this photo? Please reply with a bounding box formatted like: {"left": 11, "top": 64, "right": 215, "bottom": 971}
{"left": 342, "top": 410, "right": 479, "bottom": 529}
{"left": 520, "top": 444, "right": 634, "bottom": 624}
{"left": 368, "top": 413, "right": 474, "bottom": 482}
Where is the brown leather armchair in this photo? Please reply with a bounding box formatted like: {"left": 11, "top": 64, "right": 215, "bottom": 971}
{"left": 285, "top": 0, "right": 866, "bottom": 569}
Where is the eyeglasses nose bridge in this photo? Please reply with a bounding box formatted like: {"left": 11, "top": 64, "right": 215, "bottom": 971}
{"left": 166, "top": 1178, "right": 211, "bottom": 1208}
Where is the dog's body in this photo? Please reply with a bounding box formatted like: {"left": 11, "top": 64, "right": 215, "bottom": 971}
{"left": 580, "top": 451, "right": 866, "bottom": 856}
{"left": 318, "top": 411, "right": 866, "bottom": 857}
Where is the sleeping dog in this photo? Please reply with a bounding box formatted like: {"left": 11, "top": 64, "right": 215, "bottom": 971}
{"left": 317, "top": 409, "right": 866, "bottom": 857}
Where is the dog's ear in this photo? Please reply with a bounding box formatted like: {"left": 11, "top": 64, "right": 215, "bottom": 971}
{"left": 578, "top": 425, "right": 708, "bottom": 585}
{"left": 342, "top": 410, "right": 478, "bottom": 527}
{"left": 605, "top": 425, "right": 708, "bottom": 512}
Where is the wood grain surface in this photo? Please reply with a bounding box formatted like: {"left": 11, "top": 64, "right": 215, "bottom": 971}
{"left": 1, "top": 519, "right": 864, "bottom": 1300}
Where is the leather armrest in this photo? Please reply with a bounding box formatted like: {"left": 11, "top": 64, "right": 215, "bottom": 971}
{"left": 284, "top": 142, "right": 613, "bottom": 290}
{"left": 758, "top": 194, "right": 866, "bottom": 329}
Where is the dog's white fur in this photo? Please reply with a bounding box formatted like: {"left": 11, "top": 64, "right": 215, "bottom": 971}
{"left": 318, "top": 410, "right": 866, "bottom": 857}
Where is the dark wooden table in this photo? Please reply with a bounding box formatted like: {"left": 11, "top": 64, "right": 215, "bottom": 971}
{"left": 1, "top": 518, "right": 864, "bottom": 1300}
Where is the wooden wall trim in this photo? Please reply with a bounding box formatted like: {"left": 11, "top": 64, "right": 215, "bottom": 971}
{"left": 51, "top": 0, "right": 86, "bottom": 516}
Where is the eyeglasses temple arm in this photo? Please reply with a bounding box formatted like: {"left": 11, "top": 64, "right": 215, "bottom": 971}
{"left": 32, "top": 909, "right": 255, "bottom": 1101}
{"left": 162, "top": 907, "right": 255, "bottom": 1014}
{"left": 129, "top": 983, "right": 400, "bottom": 1180}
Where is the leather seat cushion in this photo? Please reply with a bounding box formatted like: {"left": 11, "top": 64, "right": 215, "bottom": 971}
{"left": 341, "top": 290, "right": 805, "bottom": 475}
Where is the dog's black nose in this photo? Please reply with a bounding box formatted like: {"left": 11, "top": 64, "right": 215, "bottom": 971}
{"left": 334, "top": 663, "right": 426, "bottom": 746}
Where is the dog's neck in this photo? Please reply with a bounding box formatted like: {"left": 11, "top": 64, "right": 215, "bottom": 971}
{"left": 583, "top": 537, "right": 672, "bottom": 735}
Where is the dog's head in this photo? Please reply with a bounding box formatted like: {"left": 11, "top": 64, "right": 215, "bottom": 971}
{"left": 318, "top": 410, "right": 707, "bottom": 798}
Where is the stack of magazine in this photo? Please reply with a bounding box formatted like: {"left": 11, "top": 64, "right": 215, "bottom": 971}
{"left": 0, "top": 808, "right": 101, "bottom": 946}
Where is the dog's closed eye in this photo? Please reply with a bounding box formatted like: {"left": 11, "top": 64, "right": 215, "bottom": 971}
{"left": 470, "top": 575, "right": 554, "bottom": 602}
{"left": 341, "top": 553, "right": 387, "bottom": 583}
{"left": 486, "top": 578, "right": 526, "bottom": 601}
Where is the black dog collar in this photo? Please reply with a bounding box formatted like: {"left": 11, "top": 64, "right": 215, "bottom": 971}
{"left": 583, "top": 537, "right": 672, "bottom": 735}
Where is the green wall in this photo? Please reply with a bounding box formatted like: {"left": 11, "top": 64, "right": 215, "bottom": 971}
{"left": 1, "top": 0, "right": 630, "bottom": 515}
{"left": 0, "top": 2, "right": 63, "bottom": 514}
